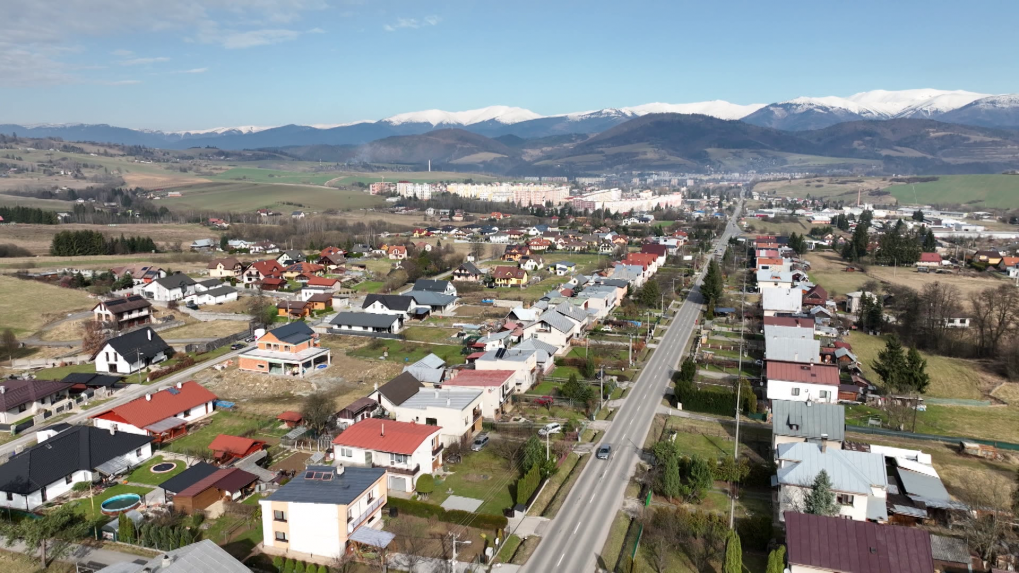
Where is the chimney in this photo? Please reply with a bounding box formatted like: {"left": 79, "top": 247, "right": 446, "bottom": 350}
{"left": 109, "top": 427, "right": 115, "bottom": 436}
{"left": 147, "top": 329, "right": 152, "bottom": 341}
{"left": 176, "top": 381, "right": 182, "bottom": 389}
{"left": 373, "top": 382, "right": 378, "bottom": 391}
{"left": 381, "top": 423, "right": 385, "bottom": 437}
{"left": 0, "top": 386, "right": 5, "bottom": 394}
{"left": 161, "top": 555, "right": 173, "bottom": 569}
{"left": 446, "top": 397, "right": 451, "bottom": 407}
{"left": 821, "top": 434, "right": 829, "bottom": 453}
{"left": 145, "top": 393, "right": 151, "bottom": 401}
{"left": 336, "top": 464, "right": 344, "bottom": 475}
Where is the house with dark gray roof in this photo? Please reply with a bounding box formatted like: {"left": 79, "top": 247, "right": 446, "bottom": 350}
{"left": 96, "top": 539, "right": 250, "bottom": 573}
{"left": 331, "top": 312, "right": 403, "bottom": 334}
{"left": 260, "top": 465, "right": 388, "bottom": 560}
{"left": 141, "top": 273, "right": 198, "bottom": 302}
{"left": 92, "top": 295, "right": 153, "bottom": 330}
{"left": 403, "top": 290, "right": 457, "bottom": 315}
{"left": 158, "top": 461, "right": 219, "bottom": 502}
{"left": 94, "top": 327, "right": 171, "bottom": 375}
{"left": 0, "top": 425, "right": 153, "bottom": 510}
{"left": 0, "top": 379, "right": 74, "bottom": 427}
{"left": 372, "top": 372, "right": 424, "bottom": 412}
{"left": 452, "top": 262, "right": 484, "bottom": 282}
{"left": 771, "top": 399, "right": 845, "bottom": 451}
{"left": 412, "top": 279, "right": 456, "bottom": 297}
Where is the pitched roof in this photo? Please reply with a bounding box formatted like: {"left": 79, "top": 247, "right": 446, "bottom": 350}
{"left": 158, "top": 461, "right": 219, "bottom": 494}
{"left": 249, "top": 260, "right": 283, "bottom": 276}
{"left": 92, "top": 381, "right": 217, "bottom": 429}
{"left": 61, "top": 373, "right": 121, "bottom": 388}
{"left": 785, "top": 512, "right": 934, "bottom": 573}
{"left": 306, "top": 275, "right": 339, "bottom": 287}
{"left": 207, "top": 257, "right": 241, "bottom": 269}
{"left": 767, "top": 360, "right": 839, "bottom": 386}
{"left": 763, "top": 316, "right": 814, "bottom": 329}
{"left": 363, "top": 294, "right": 415, "bottom": 311}
{"left": 376, "top": 372, "right": 425, "bottom": 406}
{"left": 443, "top": 370, "right": 515, "bottom": 388}
{"left": 0, "top": 426, "right": 153, "bottom": 495}
{"left": 0, "top": 379, "right": 74, "bottom": 412}
{"left": 268, "top": 465, "right": 385, "bottom": 505}
{"left": 152, "top": 273, "right": 197, "bottom": 290}
{"left": 264, "top": 322, "right": 315, "bottom": 344}
{"left": 202, "top": 285, "right": 236, "bottom": 298}
{"left": 413, "top": 279, "right": 452, "bottom": 292}
{"left": 331, "top": 312, "right": 401, "bottom": 329}
{"left": 929, "top": 534, "right": 970, "bottom": 564}
{"left": 762, "top": 288, "right": 803, "bottom": 313}
{"left": 404, "top": 291, "right": 456, "bottom": 307}
{"left": 176, "top": 467, "right": 258, "bottom": 498}
{"left": 409, "top": 353, "right": 445, "bottom": 370}
{"left": 332, "top": 418, "right": 440, "bottom": 455}
{"left": 456, "top": 262, "right": 483, "bottom": 276}
{"left": 538, "top": 310, "right": 575, "bottom": 333}
{"left": 772, "top": 400, "right": 845, "bottom": 442}
{"left": 399, "top": 388, "right": 482, "bottom": 411}
{"left": 640, "top": 244, "right": 668, "bottom": 257}
{"left": 101, "top": 327, "right": 170, "bottom": 362}
{"left": 492, "top": 266, "right": 527, "bottom": 280}
{"left": 337, "top": 397, "right": 378, "bottom": 419}
{"left": 96, "top": 295, "right": 152, "bottom": 313}
{"left": 776, "top": 442, "right": 887, "bottom": 494}
{"left": 95, "top": 539, "right": 250, "bottom": 573}
{"left": 919, "top": 252, "right": 942, "bottom": 263}
{"left": 765, "top": 338, "right": 820, "bottom": 363}
{"left": 208, "top": 434, "right": 264, "bottom": 456}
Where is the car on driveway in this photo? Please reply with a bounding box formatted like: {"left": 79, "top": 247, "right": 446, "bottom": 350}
{"left": 596, "top": 444, "right": 612, "bottom": 460}
{"left": 230, "top": 343, "right": 247, "bottom": 350}
{"left": 471, "top": 434, "right": 489, "bottom": 451}
{"left": 538, "top": 422, "right": 562, "bottom": 437}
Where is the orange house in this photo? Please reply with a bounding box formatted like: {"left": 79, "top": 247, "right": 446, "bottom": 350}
{"left": 238, "top": 322, "right": 331, "bottom": 377}
{"left": 277, "top": 300, "right": 312, "bottom": 318}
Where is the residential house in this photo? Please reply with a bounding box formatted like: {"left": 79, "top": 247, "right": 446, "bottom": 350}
{"left": 776, "top": 442, "right": 888, "bottom": 523}
{"left": 301, "top": 292, "right": 333, "bottom": 311}
{"left": 330, "top": 312, "right": 403, "bottom": 334}
{"left": 765, "top": 337, "right": 820, "bottom": 364}
{"left": 251, "top": 240, "right": 280, "bottom": 254}
{"left": 291, "top": 210, "right": 305, "bottom": 219}
{"left": 771, "top": 400, "right": 845, "bottom": 452}
{"left": 917, "top": 252, "right": 943, "bottom": 268}
{"left": 513, "top": 338, "right": 558, "bottom": 376}
{"left": 784, "top": 513, "right": 933, "bottom": 573}
{"left": 845, "top": 290, "right": 879, "bottom": 314}
{"left": 174, "top": 467, "right": 259, "bottom": 514}
{"left": 238, "top": 322, "right": 331, "bottom": 377}
{"left": 492, "top": 266, "right": 528, "bottom": 287}
{"left": 141, "top": 274, "right": 197, "bottom": 302}
{"left": 440, "top": 369, "right": 515, "bottom": 418}
{"left": 276, "top": 300, "right": 311, "bottom": 319}
{"left": 371, "top": 372, "right": 424, "bottom": 413}
{"left": 110, "top": 264, "right": 165, "bottom": 285}
{"left": 260, "top": 465, "right": 388, "bottom": 561}
{"left": 319, "top": 254, "right": 346, "bottom": 272}
{"left": 522, "top": 309, "right": 582, "bottom": 352}
{"left": 801, "top": 285, "right": 828, "bottom": 308}
{"left": 389, "top": 388, "right": 483, "bottom": 447}
{"left": 92, "top": 296, "right": 153, "bottom": 330}
{"left": 403, "top": 290, "right": 457, "bottom": 315}
{"left": 362, "top": 294, "right": 420, "bottom": 323}
{"left": 0, "top": 425, "right": 153, "bottom": 511}
{"left": 243, "top": 260, "right": 285, "bottom": 287}
{"left": 501, "top": 244, "right": 530, "bottom": 261}
{"left": 452, "top": 262, "right": 484, "bottom": 282}
{"left": 94, "top": 327, "right": 171, "bottom": 375}
{"left": 413, "top": 279, "right": 457, "bottom": 297}
{"left": 766, "top": 361, "right": 840, "bottom": 403}
{"left": 94, "top": 539, "right": 250, "bottom": 573}
{"left": 972, "top": 250, "right": 1002, "bottom": 266}
{"left": 305, "top": 275, "right": 340, "bottom": 291}
{"left": 519, "top": 255, "right": 545, "bottom": 271}
{"left": 943, "top": 317, "right": 971, "bottom": 328}
{"left": 190, "top": 239, "right": 216, "bottom": 252}
{"left": 207, "top": 257, "right": 245, "bottom": 279}
{"left": 336, "top": 397, "right": 379, "bottom": 429}
{"left": 527, "top": 238, "right": 552, "bottom": 252}
{"left": 189, "top": 285, "right": 238, "bottom": 306}
{"left": 551, "top": 261, "right": 577, "bottom": 276}
{"left": 283, "top": 262, "right": 324, "bottom": 281}
{"left": 402, "top": 353, "right": 446, "bottom": 385}
{"left": 61, "top": 373, "right": 121, "bottom": 394}
{"left": 762, "top": 287, "right": 803, "bottom": 316}
{"left": 332, "top": 419, "right": 442, "bottom": 493}
{"left": 91, "top": 381, "right": 217, "bottom": 442}
{"left": 208, "top": 435, "right": 267, "bottom": 465}
{"left": 0, "top": 379, "right": 74, "bottom": 426}
{"left": 276, "top": 250, "right": 306, "bottom": 266}
{"left": 763, "top": 316, "right": 815, "bottom": 331}
{"left": 388, "top": 245, "right": 407, "bottom": 260}
{"left": 756, "top": 269, "right": 795, "bottom": 290}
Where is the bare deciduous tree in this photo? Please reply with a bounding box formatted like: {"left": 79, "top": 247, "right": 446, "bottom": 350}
{"left": 81, "top": 320, "right": 107, "bottom": 356}
{"left": 959, "top": 472, "right": 1016, "bottom": 561}
{"left": 918, "top": 282, "right": 961, "bottom": 352}
{"left": 969, "top": 284, "right": 1019, "bottom": 357}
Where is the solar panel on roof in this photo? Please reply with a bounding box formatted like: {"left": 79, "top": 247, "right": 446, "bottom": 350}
{"left": 305, "top": 471, "right": 315, "bottom": 479}
{"left": 167, "top": 388, "right": 180, "bottom": 395}
{"left": 321, "top": 473, "right": 332, "bottom": 481}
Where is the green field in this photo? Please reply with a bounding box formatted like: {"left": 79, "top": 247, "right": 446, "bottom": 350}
{"left": 159, "top": 181, "right": 386, "bottom": 212}
{"left": 888, "top": 174, "right": 1019, "bottom": 208}
{"left": 211, "top": 167, "right": 337, "bottom": 186}
{"left": 0, "top": 193, "right": 74, "bottom": 210}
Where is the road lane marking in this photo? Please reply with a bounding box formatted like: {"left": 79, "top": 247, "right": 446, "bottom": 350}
{"left": 574, "top": 522, "right": 581, "bottom": 534}
{"left": 557, "top": 553, "right": 566, "bottom": 567}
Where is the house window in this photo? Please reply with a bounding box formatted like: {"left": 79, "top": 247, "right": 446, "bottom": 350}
{"left": 273, "top": 510, "right": 287, "bottom": 522}
{"left": 17, "top": 404, "right": 26, "bottom": 413}
{"left": 274, "top": 531, "right": 288, "bottom": 542}
{"left": 390, "top": 453, "right": 409, "bottom": 465}
{"left": 819, "top": 390, "right": 830, "bottom": 400}
{"left": 182, "top": 409, "right": 191, "bottom": 417}
{"left": 790, "top": 388, "right": 800, "bottom": 397}
{"left": 837, "top": 494, "right": 855, "bottom": 506}
{"left": 135, "top": 448, "right": 142, "bottom": 457}
{"left": 65, "top": 474, "right": 73, "bottom": 485}
{"left": 5, "top": 492, "right": 11, "bottom": 501}
{"left": 340, "top": 448, "right": 353, "bottom": 457}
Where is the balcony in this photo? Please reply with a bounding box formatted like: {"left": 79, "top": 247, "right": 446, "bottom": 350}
{"left": 373, "top": 463, "right": 420, "bottom": 476}
{"left": 431, "top": 443, "right": 444, "bottom": 456}
{"left": 346, "top": 495, "right": 386, "bottom": 534}
{"left": 472, "top": 408, "right": 482, "bottom": 423}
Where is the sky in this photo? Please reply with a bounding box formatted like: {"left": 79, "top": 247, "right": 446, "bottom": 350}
{"left": 1, "top": 0, "right": 1017, "bottom": 131}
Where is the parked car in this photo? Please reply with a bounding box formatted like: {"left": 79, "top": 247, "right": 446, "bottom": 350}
{"left": 534, "top": 396, "right": 554, "bottom": 408}
{"left": 230, "top": 343, "right": 246, "bottom": 350}
{"left": 185, "top": 301, "right": 199, "bottom": 310}
{"left": 538, "top": 422, "right": 562, "bottom": 437}
{"left": 471, "top": 434, "right": 489, "bottom": 451}
{"left": 596, "top": 444, "right": 612, "bottom": 460}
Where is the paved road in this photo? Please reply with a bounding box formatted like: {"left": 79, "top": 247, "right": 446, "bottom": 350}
{"left": 522, "top": 201, "right": 742, "bottom": 573}
{"left": 0, "top": 347, "right": 247, "bottom": 458}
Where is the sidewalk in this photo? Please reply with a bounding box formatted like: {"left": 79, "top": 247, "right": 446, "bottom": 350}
{"left": 389, "top": 552, "right": 522, "bottom": 573}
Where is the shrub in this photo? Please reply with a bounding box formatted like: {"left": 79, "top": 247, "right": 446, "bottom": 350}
{"left": 415, "top": 474, "right": 435, "bottom": 495}
{"left": 295, "top": 561, "right": 305, "bottom": 573}
{"left": 272, "top": 556, "right": 284, "bottom": 573}
{"left": 386, "top": 497, "right": 508, "bottom": 529}
{"left": 736, "top": 513, "right": 774, "bottom": 552}
{"left": 283, "top": 559, "right": 295, "bottom": 573}
{"left": 147, "top": 356, "right": 196, "bottom": 381}
{"left": 71, "top": 481, "right": 92, "bottom": 493}
{"left": 515, "top": 464, "right": 542, "bottom": 507}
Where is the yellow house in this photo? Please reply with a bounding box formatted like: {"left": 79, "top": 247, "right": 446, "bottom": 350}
{"left": 492, "top": 266, "right": 528, "bottom": 287}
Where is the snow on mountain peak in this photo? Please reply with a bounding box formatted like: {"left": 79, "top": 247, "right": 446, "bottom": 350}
{"left": 382, "top": 106, "right": 542, "bottom": 126}
{"left": 174, "top": 125, "right": 275, "bottom": 135}
{"left": 618, "top": 100, "right": 767, "bottom": 120}
{"left": 846, "top": 89, "right": 989, "bottom": 117}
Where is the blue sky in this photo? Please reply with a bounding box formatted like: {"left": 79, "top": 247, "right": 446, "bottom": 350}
{"left": 1, "top": 0, "right": 1016, "bottom": 130}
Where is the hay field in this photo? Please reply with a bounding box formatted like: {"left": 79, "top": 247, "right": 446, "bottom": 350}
{"left": 159, "top": 181, "right": 386, "bottom": 212}
{"left": 887, "top": 174, "right": 1019, "bottom": 209}
{"left": 0, "top": 275, "right": 96, "bottom": 336}
{"left": 754, "top": 176, "right": 897, "bottom": 201}
{"left": 0, "top": 222, "right": 216, "bottom": 255}
{"left": 0, "top": 193, "right": 76, "bottom": 210}
{"left": 122, "top": 172, "right": 210, "bottom": 189}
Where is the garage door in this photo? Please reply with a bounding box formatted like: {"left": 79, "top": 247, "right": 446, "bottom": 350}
{"left": 388, "top": 475, "right": 408, "bottom": 492}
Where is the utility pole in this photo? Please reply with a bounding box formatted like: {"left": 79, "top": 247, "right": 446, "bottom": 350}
{"left": 449, "top": 532, "right": 471, "bottom": 570}
{"left": 628, "top": 335, "right": 633, "bottom": 366}
{"left": 599, "top": 365, "right": 605, "bottom": 408}
{"left": 136, "top": 349, "right": 143, "bottom": 386}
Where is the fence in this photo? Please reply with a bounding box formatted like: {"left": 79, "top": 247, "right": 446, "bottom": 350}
{"left": 846, "top": 424, "right": 1019, "bottom": 452}
{"left": 7, "top": 353, "right": 91, "bottom": 369}
{"left": 325, "top": 328, "right": 403, "bottom": 340}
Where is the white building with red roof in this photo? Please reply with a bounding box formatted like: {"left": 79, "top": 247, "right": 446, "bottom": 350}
{"left": 331, "top": 419, "right": 442, "bottom": 493}
{"left": 440, "top": 369, "right": 515, "bottom": 418}
{"left": 766, "top": 361, "right": 840, "bottom": 404}
{"left": 91, "top": 381, "right": 217, "bottom": 442}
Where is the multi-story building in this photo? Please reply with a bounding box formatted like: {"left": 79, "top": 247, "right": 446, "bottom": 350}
{"left": 571, "top": 188, "right": 685, "bottom": 214}
{"left": 331, "top": 418, "right": 442, "bottom": 493}
{"left": 389, "top": 388, "right": 483, "bottom": 447}
{"left": 775, "top": 442, "right": 887, "bottom": 523}
{"left": 92, "top": 295, "right": 153, "bottom": 330}
{"left": 238, "top": 322, "right": 331, "bottom": 377}
{"left": 444, "top": 183, "right": 570, "bottom": 206}
{"left": 260, "top": 465, "right": 388, "bottom": 561}
{"left": 765, "top": 361, "right": 840, "bottom": 404}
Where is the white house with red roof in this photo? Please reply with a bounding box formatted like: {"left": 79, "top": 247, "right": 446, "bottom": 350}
{"left": 765, "top": 361, "right": 840, "bottom": 404}
{"left": 439, "top": 369, "right": 515, "bottom": 418}
{"left": 916, "top": 252, "right": 943, "bottom": 268}
{"left": 331, "top": 418, "right": 442, "bottom": 493}
{"left": 91, "top": 381, "right": 217, "bottom": 442}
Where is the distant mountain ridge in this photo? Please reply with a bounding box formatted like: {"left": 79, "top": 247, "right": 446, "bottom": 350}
{"left": 2, "top": 89, "right": 1018, "bottom": 150}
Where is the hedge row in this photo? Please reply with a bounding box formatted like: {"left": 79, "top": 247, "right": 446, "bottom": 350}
{"left": 386, "top": 497, "right": 508, "bottom": 530}
{"left": 680, "top": 388, "right": 737, "bottom": 416}
{"left": 147, "top": 356, "right": 195, "bottom": 381}
{"left": 515, "top": 464, "right": 541, "bottom": 506}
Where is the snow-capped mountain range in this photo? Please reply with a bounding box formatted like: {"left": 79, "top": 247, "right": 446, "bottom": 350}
{"left": 2, "top": 89, "right": 1018, "bottom": 150}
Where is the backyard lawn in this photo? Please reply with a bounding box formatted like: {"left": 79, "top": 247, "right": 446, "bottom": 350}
{"left": 125, "top": 456, "right": 186, "bottom": 486}
{"left": 162, "top": 411, "right": 282, "bottom": 455}
{"left": 848, "top": 332, "right": 988, "bottom": 400}
{"left": 347, "top": 339, "right": 465, "bottom": 365}
{"left": 401, "top": 326, "right": 462, "bottom": 344}
{"left": 34, "top": 362, "right": 95, "bottom": 379}
{"left": 70, "top": 484, "right": 153, "bottom": 520}
{"left": 429, "top": 448, "right": 515, "bottom": 515}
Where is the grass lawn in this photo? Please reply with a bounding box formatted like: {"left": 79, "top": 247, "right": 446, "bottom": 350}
{"left": 888, "top": 174, "right": 1019, "bottom": 209}
{"left": 848, "top": 332, "right": 986, "bottom": 400}
{"left": 598, "top": 511, "right": 632, "bottom": 572}
{"left": 551, "top": 365, "right": 580, "bottom": 379}
{"left": 401, "top": 326, "right": 462, "bottom": 344}
{"left": 0, "top": 549, "right": 75, "bottom": 573}
{"left": 0, "top": 275, "right": 96, "bottom": 337}
{"left": 125, "top": 456, "right": 186, "bottom": 486}
{"left": 160, "top": 181, "right": 385, "bottom": 212}
{"left": 162, "top": 411, "right": 276, "bottom": 454}
{"left": 352, "top": 280, "right": 384, "bottom": 293}
{"left": 145, "top": 345, "right": 233, "bottom": 384}
{"left": 347, "top": 339, "right": 465, "bottom": 365}
{"left": 34, "top": 362, "right": 95, "bottom": 379}
{"left": 430, "top": 449, "right": 515, "bottom": 515}
{"left": 847, "top": 401, "right": 1019, "bottom": 443}
{"left": 495, "top": 534, "right": 522, "bottom": 564}
{"left": 70, "top": 484, "right": 152, "bottom": 520}
{"left": 526, "top": 379, "right": 560, "bottom": 395}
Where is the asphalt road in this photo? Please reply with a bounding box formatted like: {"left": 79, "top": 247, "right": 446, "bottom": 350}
{"left": 523, "top": 202, "right": 742, "bottom": 573}
{"left": 0, "top": 347, "right": 247, "bottom": 458}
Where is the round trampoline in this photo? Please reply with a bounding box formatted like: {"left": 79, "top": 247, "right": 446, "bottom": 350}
{"left": 150, "top": 462, "right": 177, "bottom": 474}
{"left": 101, "top": 493, "right": 142, "bottom": 516}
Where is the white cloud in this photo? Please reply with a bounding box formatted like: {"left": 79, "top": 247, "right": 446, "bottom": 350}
{"left": 384, "top": 15, "right": 441, "bottom": 32}
{"left": 120, "top": 56, "right": 171, "bottom": 66}
{"left": 104, "top": 79, "right": 142, "bottom": 85}
{"left": 178, "top": 67, "right": 209, "bottom": 74}
{"left": 218, "top": 28, "right": 302, "bottom": 49}
{"left": 111, "top": 49, "right": 134, "bottom": 57}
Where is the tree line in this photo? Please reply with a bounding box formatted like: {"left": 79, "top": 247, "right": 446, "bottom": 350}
{"left": 0, "top": 206, "right": 58, "bottom": 224}
{"left": 50, "top": 230, "right": 158, "bottom": 256}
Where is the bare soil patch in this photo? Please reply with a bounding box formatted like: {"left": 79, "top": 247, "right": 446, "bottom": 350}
{"left": 122, "top": 173, "right": 210, "bottom": 189}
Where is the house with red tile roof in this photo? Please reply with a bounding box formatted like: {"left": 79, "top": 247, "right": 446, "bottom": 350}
{"left": 91, "top": 381, "right": 217, "bottom": 442}
{"left": 766, "top": 361, "right": 840, "bottom": 404}
{"left": 320, "top": 246, "right": 345, "bottom": 259}
{"left": 917, "top": 252, "right": 943, "bottom": 268}
{"left": 208, "top": 434, "right": 267, "bottom": 464}
{"left": 388, "top": 245, "right": 407, "bottom": 260}
{"left": 173, "top": 467, "right": 259, "bottom": 514}
{"left": 243, "top": 260, "right": 284, "bottom": 286}
{"left": 785, "top": 512, "right": 934, "bottom": 573}
{"left": 332, "top": 418, "right": 442, "bottom": 493}
{"left": 440, "top": 370, "right": 515, "bottom": 418}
